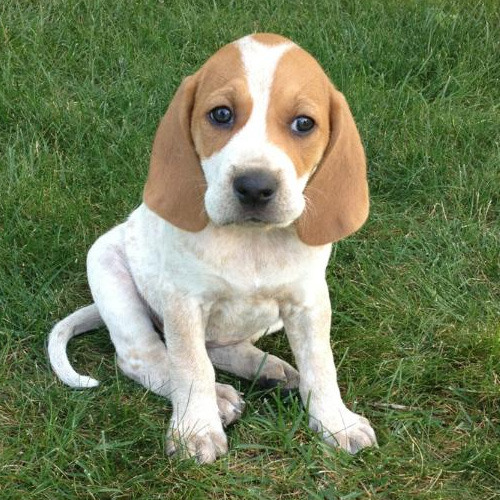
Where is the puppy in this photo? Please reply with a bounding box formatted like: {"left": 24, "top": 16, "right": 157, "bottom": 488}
{"left": 48, "top": 33, "right": 377, "bottom": 463}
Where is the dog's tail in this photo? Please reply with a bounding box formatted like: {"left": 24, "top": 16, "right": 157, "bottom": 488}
{"left": 48, "top": 304, "right": 104, "bottom": 389}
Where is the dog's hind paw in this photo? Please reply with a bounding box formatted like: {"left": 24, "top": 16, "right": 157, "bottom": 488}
{"left": 256, "top": 354, "right": 300, "bottom": 391}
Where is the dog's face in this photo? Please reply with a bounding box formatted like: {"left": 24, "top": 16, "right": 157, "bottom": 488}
{"left": 191, "top": 36, "right": 330, "bottom": 228}
{"left": 144, "top": 34, "right": 369, "bottom": 245}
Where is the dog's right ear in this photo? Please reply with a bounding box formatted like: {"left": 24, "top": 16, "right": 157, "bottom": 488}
{"left": 143, "top": 74, "right": 209, "bottom": 232}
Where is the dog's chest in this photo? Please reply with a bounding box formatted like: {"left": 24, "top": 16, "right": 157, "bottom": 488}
{"left": 169, "top": 232, "right": 303, "bottom": 343}
{"left": 125, "top": 206, "right": 331, "bottom": 343}
{"left": 204, "top": 293, "right": 280, "bottom": 344}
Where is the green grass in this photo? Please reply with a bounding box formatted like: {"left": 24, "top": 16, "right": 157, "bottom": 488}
{"left": 1, "top": 0, "right": 499, "bottom": 497}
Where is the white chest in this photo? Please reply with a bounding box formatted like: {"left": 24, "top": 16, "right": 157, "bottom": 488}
{"left": 124, "top": 205, "right": 331, "bottom": 344}
{"left": 204, "top": 295, "right": 280, "bottom": 345}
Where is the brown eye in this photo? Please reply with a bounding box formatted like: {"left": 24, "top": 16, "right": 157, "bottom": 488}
{"left": 291, "top": 116, "right": 315, "bottom": 134}
{"left": 208, "top": 106, "right": 234, "bottom": 126}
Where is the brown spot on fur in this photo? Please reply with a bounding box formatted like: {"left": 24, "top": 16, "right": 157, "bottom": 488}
{"left": 143, "top": 74, "right": 209, "bottom": 232}
{"left": 267, "top": 47, "right": 331, "bottom": 178}
{"left": 144, "top": 42, "right": 252, "bottom": 231}
{"left": 251, "top": 33, "right": 292, "bottom": 46}
{"left": 191, "top": 43, "right": 252, "bottom": 159}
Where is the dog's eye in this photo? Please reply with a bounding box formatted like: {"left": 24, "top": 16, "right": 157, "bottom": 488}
{"left": 208, "top": 106, "right": 234, "bottom": 126}
{"left": 291, "top": 116, "right": 315, "bottom": 134}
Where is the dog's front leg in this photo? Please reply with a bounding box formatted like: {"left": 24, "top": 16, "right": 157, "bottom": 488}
{"left": 163, "top": 294, "right": 227, "bottom": 463}
{"left": 283, "top": 281, "right": 377, "bottom": 454}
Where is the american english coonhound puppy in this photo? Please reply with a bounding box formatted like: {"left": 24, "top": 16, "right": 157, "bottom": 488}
{"left": 48, "top": 33, "right": 377, "bottom": 463}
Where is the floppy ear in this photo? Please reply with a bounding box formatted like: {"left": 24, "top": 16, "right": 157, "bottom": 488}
{"left": 296, "top": 87, "right": 369, "bottom": 246}
{"left": 143, "top": 74, "right": 209, "bottom": 232}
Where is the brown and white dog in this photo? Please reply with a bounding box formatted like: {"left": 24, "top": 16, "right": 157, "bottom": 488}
{"left": 48, "top": 34, "right": 377, "bottom": 463}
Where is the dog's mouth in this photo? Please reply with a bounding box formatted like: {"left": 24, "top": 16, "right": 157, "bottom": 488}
{"left": 217, "top": 213, "right": 283, "bottom": 228}
{"left": 239, "top": 209, "right": 282, "bottom": 225}
{"left": 229, "top": 212, "right": 296, "bottom": 229}
{"left": 245, "top": 216, "right": 267, "bottom": 224}
{"left": 209, "top": 200, "right": 301, "bottom": 229}
{"left": 221, "top": 216, "right": 271, "bottom": 227}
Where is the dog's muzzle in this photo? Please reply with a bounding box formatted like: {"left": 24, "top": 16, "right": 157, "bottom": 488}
{"left": 233, "top": 170, "right": 278, "bottom": 209}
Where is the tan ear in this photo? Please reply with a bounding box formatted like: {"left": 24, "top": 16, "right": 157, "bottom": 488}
{"left": 143, "top": 75, "right": 209, "bottom": 232}
{"left": 296, "top": 88, "right": 369, "bottom": 246}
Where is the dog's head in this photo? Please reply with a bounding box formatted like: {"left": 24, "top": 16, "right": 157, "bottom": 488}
{"left": 144, "top": 34, "right": 368, "bottom": 245}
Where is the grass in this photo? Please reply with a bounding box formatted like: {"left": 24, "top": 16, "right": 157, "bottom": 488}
{"left": 1, "top": 0, "right": 499, "bottom": 497}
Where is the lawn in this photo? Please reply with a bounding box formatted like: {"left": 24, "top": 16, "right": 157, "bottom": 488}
{"left": 1, "top": 0, "right": 499, "bottom": 498}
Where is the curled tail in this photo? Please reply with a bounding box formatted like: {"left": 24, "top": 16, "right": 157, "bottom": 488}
{"left": 48, "top": 304, "right": 104, "bottom": 388}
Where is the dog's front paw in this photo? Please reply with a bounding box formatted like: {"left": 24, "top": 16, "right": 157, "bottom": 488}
{"left": 216, "top": 382, "right": 245, "bottom": 426}
{"left": 166, "top": 417, "right": 228, "bottom": 464}
{"left": 313, "top": 409, "right": 377, "bottom": 454}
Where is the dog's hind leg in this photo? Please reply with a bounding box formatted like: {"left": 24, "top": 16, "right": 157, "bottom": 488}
{"left": 87, "top": 224, "right": 172, "bottom": 396}
{"left": 87, "top": 225, "right": 243, "bottom": 424}
{"left": 207, "top": 341, "right": 300, "bottom": 390}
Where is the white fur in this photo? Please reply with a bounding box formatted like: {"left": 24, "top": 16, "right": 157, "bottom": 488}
{"left": 48, "top": 35, "right": 377, "bottom": 463}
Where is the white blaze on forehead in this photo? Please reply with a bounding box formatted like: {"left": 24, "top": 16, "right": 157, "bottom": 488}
{"left": 235, "top": 36, "right": 293, "bottom": 140}
{"left": 201, "top": 36, "right": 307, "bottom": 227}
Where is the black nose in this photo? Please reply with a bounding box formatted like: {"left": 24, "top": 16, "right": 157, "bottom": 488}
{"left": 233, "top": 170, "right": 278, "bottom": 207}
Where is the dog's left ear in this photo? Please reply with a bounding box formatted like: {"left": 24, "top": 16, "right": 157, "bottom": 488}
{"left": 296, "top": 87, "right": 369, "bottom": 246}
{"left": 143, "top": 74, "right": 209, "bottom": 232}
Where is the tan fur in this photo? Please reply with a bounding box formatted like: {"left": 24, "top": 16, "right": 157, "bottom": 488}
{"left": 144, "top": 43, "right": 252, "bottom": 231}
{"left": 267, "top": 47, "right": 331, "bottom": 177}
{"left": 296, "top": 89, "right": 369, "bottom": 245}
{"left": 191, "top": 43, "right": 252, "bottom": 159}
{"left": 252, "top": 33, "right": 290, "bottom": 46}
{"left": 268, "top": 45, "right": 368, "bottom": 245}
{"left": 143, "top": 75, "right": 208, "bottom": 232}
